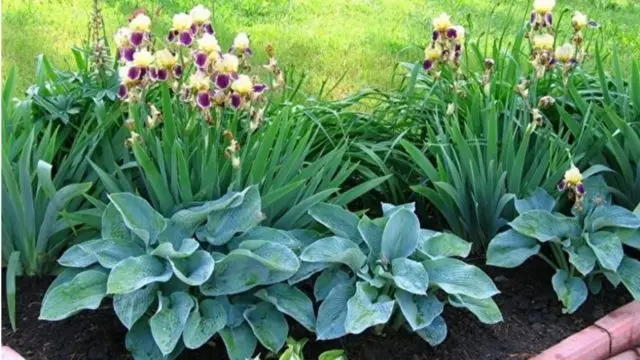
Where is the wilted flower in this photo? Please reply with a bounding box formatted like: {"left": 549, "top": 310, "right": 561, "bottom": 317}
{"left": 124, "top": 131, "right": 143, "bottom": 147}
{"left": 554, "top": 43, "right": 575, "bottom": 64}
{"left": 432, "top": 13, "right": 452, "bottom": 32}
{"left": 538, "top": 95, "right": 555, "bottom": 109}
{"left": 124, "top": 118, "right": 135, "bottom": 131}
{"left": 146, "top": 105, "right": 163, "bottom": 129}
{"left": 572, "top": 11, "right": 589, "bottom": 31}
{"left": 446, "top": 103, "right": 456, "bottom": 116}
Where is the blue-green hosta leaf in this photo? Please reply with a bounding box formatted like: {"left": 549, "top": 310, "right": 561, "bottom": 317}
{"left": 170, "top": 191, "right": 245, "bottom": 232}
{"left": 509, "top": 210, "right": 581, "bottom": 242}
{"left": 203, "top": 186, "right": 262, "bottom": 245}
{"left": 58, "top": 239, "right": 101, "bottom": 267}
{"left": 183, "top": 299, "right": 227, "bottom": 349}
{"left": 422, "top": 258, "right": 499, "bottom": 299}
{"left": 102, "top": 202, "right": 139, "bottom": 245}
{"left": 551, "top": 270, "right": 588, "bottom": 314}
{"left": 200, "top": 242, "right": 299, "bottom": 296}
{"left": 90, "top": 239, "right": 146, "bottom": 268}
{"left": 589, "top": 205, "right": 640, "bottom": 231}
{"left": 114, "top": 283, "right": 158, "bottom": 329}
{"left": 316, "top": 283, "right": 356, "bottom": 340}
{"left": 604, "top": 270, "right": 622, "bottom": 287}
{"left": 40, "top": 268, "right": 108, "bottom": 321}
{"left": 220, "top": 323, "right": 258, "bottom": 360}
{"left": 567, "top": 245, "right": 597, "bottom": 276}
{"left": 381, "top": 208, "right": 420, "bottom": 261}
{"left": 586, "top": 232, "right": 624, "bottom": 271}
{"left": 300, "top": 236, "right": 366, "bottom": 272}
{"left": 126, "top": 318, "right": 183, "bottom": 360}
{"left": 395, "top": 290, "right": 443, "bottom": 331}
{"left": 391, "top": 258, "right": 429, "bottom": 295}
{"left": 415, "top": 316, "right": 448, "bottom": 346}
{"left": 308, "top": 203, "right": 361, "bottom": 243}
{"left": 228, "top": 227, "right": 300, "bottom": 251}
{"left": 216, "top": 296, "right": 253, "bottom": 328}
{"left": 314, "top": 267, "right": 353, "bottom": 301}
{"left": 358, "top": 216, "right": 383, "bottom": 265}
{"left": 255, "top": 283, "right": 316, "bottom": 332}
{"left": 486, "top": 230, "right": 541, "bottom": 268}
{"left": 382, "top": 202, "right": 416, "bottom": 217}
{"left": 618, "top": 256, "right": 640, "bottom": 300}
{"left": 287, "top": 229, "right": 322, "bottom": 249}
{"left": 168, "top": 250, "right": 215, "bottom": 286}
{"left": 448, "top": 294, "right": 503, "bottom": 324}
{"left": 288, "top": 261, "right": 330, "bottom": 285}
{"left": 588, "top": 276, "right": 603, "bottom": 295}
{"left": 108, "top": 193, "right": 168, "bottom": 246}
{"left": 107, "top": 255, "right": 173, "bottom": 294}
{"left": 417, "top": 233, "right": 472, "bottom": 260}
{"left": 151, "top": 238, "right": 199, "bottom": 259}
{"left": 618, "top": 229, "right": 640, "bottom": 250}
{"left": 150, "top": 292, "right": 194, "bottom": 355}
{"left": 345, "top": 281, "right": 395, "bottom": 334}
{"left": 243, "top": 302, "right": 288, "bottom": 352}
{"left": 514, "top": 188, "right": 556, "bottom": 215}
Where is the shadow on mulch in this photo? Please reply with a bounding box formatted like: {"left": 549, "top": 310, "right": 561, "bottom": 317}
{"left": 1, "top": 258, "right": 632, "bottom": 360}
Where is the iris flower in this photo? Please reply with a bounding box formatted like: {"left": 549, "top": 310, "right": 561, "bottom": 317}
{"left": 128, "top": 13, "right": 151, "bottom": 47}
{"left": 169, "top": 13, "right": 195, "bottom": 46}
{"left": 189, "top": 5, "right": 214, "bottom": 35}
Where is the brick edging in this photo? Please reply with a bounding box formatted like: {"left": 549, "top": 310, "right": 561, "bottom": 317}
{"left": 532, "top": 301, "right": 640, "bottom": 360}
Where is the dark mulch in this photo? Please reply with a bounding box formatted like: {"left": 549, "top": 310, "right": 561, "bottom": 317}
{"left": 2, "top": 259, "right": 632, "bottom": 360}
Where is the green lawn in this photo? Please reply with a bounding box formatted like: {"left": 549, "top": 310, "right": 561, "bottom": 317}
{"left": 3, "top": 0, "right": 640, "bottom": 97}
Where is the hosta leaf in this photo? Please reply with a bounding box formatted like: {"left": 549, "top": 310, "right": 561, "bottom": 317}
{"left": 395, "top": 290, "right": 443, "bottom": 331}
{"left": 604, "top": 270, "right": 622, "bottom": 287}
{"left": 358, "top": 216, "right": 383, "bottom": 265}
{"left": 288, "top": 261, "right": 330, "bottom": 285}
{"left": 345, "top": 281, "right": 395, "bottom": 334}
{"left": 287, "top": 229, "right": 322, "bottom": 249}
{"left": 203, "top": 186, "right": 262, "bottom": 245}
{"left": 415, "top": 316, "right": 448, "bottom": 346}
{"left": 218, "top": 296, "right": 254, "bottom": 328}
{"left": 509, "top": 210, "right": 581, "bottom": 242}
{"left": 255, "top": 283, "right": 316, "bottom": 332}
{"left": 200, "top": 242, "right": 299, "bottom": 296}
{"left": 244, "top": 302, "right": 288, "bottom": 352}
{"left": 381, "top": 208, "right": 420, "bottom": 261}
{"left": 300, "top": 236, "right": 366, "bottom": 272}
{"left": 309, "top": 203, "right": 361, "bottom": 242}
{"left": 422, "top": 258, "right": 499, "bottom": 299}
{"left": 486, "top": 230, "right": 540, "bottom": 268}
{"left": 228, "top": 227, "right": 300, "bottom": 251}
{"left": 618, "top": 256, "right": 640, "bottom": 300}
{"left": 552, "top": 270, "right": 588, "bottom": 314}
{"left": 151, "top": 238, "right": 199, "bottom": 259}
{"left": 168, "top": 250, "right": 215, "bottom": 286}
{"left": 417, "top": 233, "right": 472, "bottom": 260}
{"left": 586, "top": 232, "right": 624, "bottom": 271}
{"left": 40, "top": 268, "right": 108, "bottom": 321}
{"left": 183, "top": 299, "right": 227, "bottom": 349}
{"left": 618, "top": 229, "right": 640, "bottom": 250}
{"left": 314, "top": 267, "right": 352, "bottom": 301}
{"left": 316, "top": 283, "right": 356, "bottom": 340}
{"left": 114, "top": 283, "right": 158, "bottom": 329}
{"left": 102, "top": 202, "right": 138, "bottom": 245}
{"left": 171, "top": 191, "right": 244, "bottom": 232}
{"left": 589, "top": 205, "right": 640, "bottom": 231}
{"left": 58, "top": 239, "right": 100, "bottom": 268}
{"left": 514, "top": 188, "right": 556, "bottom": 215}
{"left": 220, "top": 323, "right": 258, "bottom": 360}
{"left": 109, "top": 193, "right": 167, "bottom": 246}
{"left": 107, "top": 255, "right": 173, "bottom": 294}
{"left": 567, "top": 245, "right": 597, "bottom": 276}
{"left": 150, "top": 292, "right": 194, "bottom": 355}
{"left": 382, "top": 202, "right": 416, "bottom": 217}
{"left": 126, "top": 318, "right": 177, "bottom": 360}
{"left": 391, "top": 258, "right": 429, "bottom": 295}
{"left": 448, "top": 294, "right": 502, "bottom": 324}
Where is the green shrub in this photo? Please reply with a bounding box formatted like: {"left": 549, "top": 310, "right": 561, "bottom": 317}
{"left": 486, "top": 173, "right": 640, "bottom": 313}
{"left": 300, "top": 202, "right": 501, "bottom": 345}
{"left": 40, "top": 186, "right": 318, "bottom": 360}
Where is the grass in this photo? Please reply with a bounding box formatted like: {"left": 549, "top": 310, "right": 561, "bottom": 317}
{"left": 3, "top": 0, "right": 640, "bottom": 97}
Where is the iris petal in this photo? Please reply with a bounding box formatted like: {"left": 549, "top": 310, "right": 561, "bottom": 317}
{"left": 197, "top": 91, "right": 212, "bottom": 108}
{"left": 231, "top": 93, "right": 242, "bottom": 109}
{"left": 157, "top": 69, "right": 169, "bottom": 81}
{"left": 173, "top": 65, "right": 183, "bottom": 78}
{"left": 128, "top": 66, "right": 141, "bottom": 80}
{"left": 253, "top": 84, "right": 267, "bottom": 93}
{"left": 194, "top": 52, "right": 208, "bottom": 68}
{"left": 117, "top": 84, "right": 128, "bottom": 100}
{"left": 215, "top": 73, "right": 231, "bottom": 89}
{"left": 130, "top": 32, "right": 144, "bottom": 47}
{"left": 204, "top": 23, "right": 214, "bottom": 35}
{"left": 423, "top": 60, "right": 433, "bottom": 71}
{"left": 179, "top": 31, "right": 193, "bottom": 46}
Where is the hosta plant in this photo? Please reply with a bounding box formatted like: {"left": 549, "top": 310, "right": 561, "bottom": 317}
{"left": 40, "top": 186, "right": 318, "bottom": 360}
{"left": 486, "top": 178, "right": 640, "bottom": 314}
{"left": 297, "top": 202, "right": 502, "bottom": 346}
